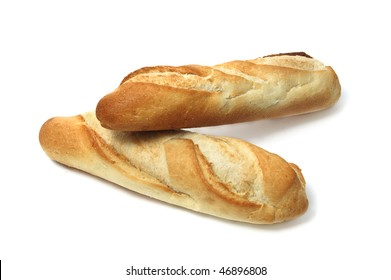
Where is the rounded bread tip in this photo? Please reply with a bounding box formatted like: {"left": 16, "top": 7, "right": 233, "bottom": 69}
{"left": 39, "top": 117, "right": 60, "bottom": 152}
{"left": 95, "top": 97, "right": 109, "bottom": 128}
{"left": 39, "top": 115, "right": 86, "bottom": 162}
{"left": 95, "top": 94, "right": 121, "bottom": 130}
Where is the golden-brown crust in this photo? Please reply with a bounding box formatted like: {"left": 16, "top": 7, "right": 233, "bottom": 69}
{"left": 96, "top": 54, "right": 341, "bottom": 131}
{"left": 39, "top": 115, "right": 90, "bottom": 166}
{"left": 39, "top": 115, "right": 187, "bottom": 200}
{"left": 96, "top": 82, "right": 223, "bottom": 131}
{"left": 39, "top": 112, "right": 308, "bottom": 224}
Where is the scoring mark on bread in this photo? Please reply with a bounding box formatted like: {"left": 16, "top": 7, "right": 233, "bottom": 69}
{"left": 85, "top": 111, "right": 268, "bottom": 208}
{"left": 83, "top": 114, "right": 195, "bottom": 200}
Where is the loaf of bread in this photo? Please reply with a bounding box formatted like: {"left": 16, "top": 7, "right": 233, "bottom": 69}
{"left": 96, "top": 52, "right": 341, "bottom": 131}
{"left": 39, "top": 112, "right": 308, "bottom": 224}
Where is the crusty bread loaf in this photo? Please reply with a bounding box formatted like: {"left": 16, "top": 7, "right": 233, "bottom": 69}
{"left": 96, "top": 52, "right": 341, "bottom": 131}
{"left": 39, "top": 112, "right": 308, "bottom": 224}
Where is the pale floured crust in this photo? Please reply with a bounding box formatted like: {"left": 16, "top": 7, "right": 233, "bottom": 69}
{"left": 39, "top": 112, "right": 308, "bottom": 224}
{"left": 96, "top": 53, "right": 341, "bottom": 131}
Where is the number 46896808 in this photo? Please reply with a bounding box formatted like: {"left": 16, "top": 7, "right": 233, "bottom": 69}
{"left": 218, "top": 266, "right": 267, "bottom": 276}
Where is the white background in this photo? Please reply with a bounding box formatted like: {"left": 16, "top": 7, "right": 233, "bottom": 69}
{"left": 1, "top": 0, "right": 390, "bottom": 279}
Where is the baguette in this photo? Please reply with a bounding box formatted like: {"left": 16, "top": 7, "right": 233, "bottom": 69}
{"left": 39, "top": 112, "right": 308, "bottom": 224}
{"left": 96, "top": 52, "right": 341, "bottom": 131}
